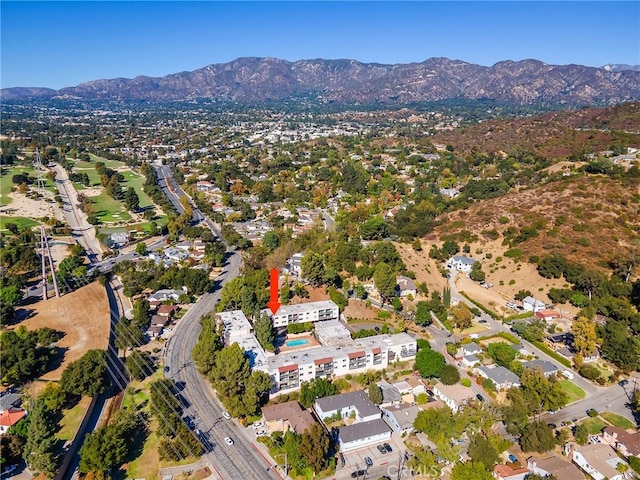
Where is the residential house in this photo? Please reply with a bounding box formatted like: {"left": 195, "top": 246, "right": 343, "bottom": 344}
{"left": 382, "top": 403, "right": 420, "bottom": 435}
{"left": 0, "top": 408, "right": 26, "bottom": 435}
{"left": 0, "top": 394, "right": 22, "bottom": 413}
{"left": 396, "top": 276, "right": 417, "bottom": 298}
{"left": 523, "top": 360, "right": 559, "bottom": 378}
{"left": 492, "top": 464, "right": 530, "bottom": 480}
{"left": 260, "top": 401, "right": 316, "bottom": 435}
{"left": 287, "top": 252, "right": 305, "bottom": 277}
{"left": 196, "top": 180, "right": 215, "bottom": 191}
{"left": 601, "top": 426, "right": 640, "bottom": 458}
{"left": 432, "top": 382, "right": 476, "bottom": 413}
{"left": 148, "top": 288, "right": 187, "bottom": 303}
{"left": 145, "top": 325, "right": 164, "bottom": 338}
{"left": 446, "top": 255, "right": 476, "bottom": 273}
{"left": 377, "top": 380, "right": 402, "bottom": 405}
{"left": 475, "top": 366, "right": 521, "bottom": 391}
{"left": 109, "top": 231, "right": 129, "bottom": 248}
{"left": 157, "top": 304, "right": 179, "bottom": 317}
{"left": 461, "top": 354, "right": 480, "bottom": 368}
{"left": 522, "top": 296, "right": 546, "bottom": 313}
{"left": 564, "top": 442, "right": 631, "bottom": 480}
{"left": 535, "top": 309, "right": 561, "bottom": 321}
{"left": 314, "top": 390, "right": 381, "bottom": 423}
{"left": 526, "top": 455, "right": 584, "bottom": 480}
{"left": 151, "top": 314, "right": 170, "bottom": 326}
{"left": 337, "top": 418, "right": 392, "bottom": 452}
{"left": 457, "top": 342, "right": 482, "bottom": 358}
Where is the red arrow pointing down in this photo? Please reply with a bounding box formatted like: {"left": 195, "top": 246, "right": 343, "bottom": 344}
{"left": 267, "top": 268, "right": 281, "bottom": 314}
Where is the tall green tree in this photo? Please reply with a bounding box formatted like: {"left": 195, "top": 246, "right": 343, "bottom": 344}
{"left": 301, "top": 252, "right": 326, "bottom": 287}
{"left": 373, "top": 262, "right": 396, "bottom": 301}
{"left": 299, "top": 423, "right": 330, "bottom": 474}
{"left": 124, "top": 187, "right": 140, "bottom": 211}
{"left": 487, "top": 342, "right": 517, "bottom": 368}
{"left": 520, "top": 421, "right": 556, "bottom": 453}
{"left": 368, "top": 383, "right": 383, "bottom": 404}
{"left": 571, "top": 316, "right": 597, "bottom": 357}
{"left": 254, "top": 312, "right": 275, "bottom": 351}
{"left": 23, "top": 398, "right": 58, "bottom": 477}
{"left": 451, "top": 461, "right": 493, "bottom": 480}
{"left": 468, "top": 434, "right": 499, "bottom": 470}
{"left": 299, "top": 378, "right": 339, "bottom": 408}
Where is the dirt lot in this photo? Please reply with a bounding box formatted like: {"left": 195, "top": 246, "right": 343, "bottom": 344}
{"left": 11, "top": 282, "right": 111, "bottom": 383}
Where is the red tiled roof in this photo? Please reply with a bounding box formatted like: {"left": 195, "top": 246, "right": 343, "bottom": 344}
{"left": 0, "top": 408, "right": 26, "bottom": 427}
{"left": 314, "top": 357, "right": 333, "bottom": 365}
{"left": 278, "top": 364, "right": 298, "bottom": 373}
{"left": 348, "top": 351, "right": 365, "bottom": 360}
{"left": 372, "top": 347, "right": 381, "bottom": 355}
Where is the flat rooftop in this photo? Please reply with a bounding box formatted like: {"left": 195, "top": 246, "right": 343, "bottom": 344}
{"left": 314, "top": 319, "right": 353, "bottom": 346}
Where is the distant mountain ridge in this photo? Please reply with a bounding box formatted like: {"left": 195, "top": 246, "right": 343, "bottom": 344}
{"left": 3, "top": 57, "right": 640, "bottom": 105}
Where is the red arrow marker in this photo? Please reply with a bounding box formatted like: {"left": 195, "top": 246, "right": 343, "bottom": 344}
{"left": 267, "top": 268, "right": 281, "bottom": 314}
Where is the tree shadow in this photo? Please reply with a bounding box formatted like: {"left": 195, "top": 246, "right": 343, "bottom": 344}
{"left": 46, "top": 346, "right": 69, "bottom": 373}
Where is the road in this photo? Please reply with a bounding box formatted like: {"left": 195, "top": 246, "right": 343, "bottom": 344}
{"left": 442, "top": 270, "right": 637, "bottom": 424}
{"left": 53, "top": 165, "right": 103, "bottom": 262}
{"left": 159, "top": 168, "right": 280, "bottom": 480}
{"left": 155, "top": 164, "right": 204, "bottom": 222}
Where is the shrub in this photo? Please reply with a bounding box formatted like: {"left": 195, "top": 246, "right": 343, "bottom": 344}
{"left": 460, "top": 378, "right": 471, "bottom": 387}
{"left": 587, "top": 408, "right": 598, "bottom": 417}
{"left": 579, "top": 364, "right": 601, "bottom": 381}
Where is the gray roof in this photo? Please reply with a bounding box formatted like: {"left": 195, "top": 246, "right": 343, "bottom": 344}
{"left": 382, "top": 403, "right": 420, "bottom": 429}
{"left": 451, "top": 255, "right": 475, "bottom": 265}
{"left": 0, "top": 394, "right": 21, "bottom": 411}
{"left": 377, "top": 381, "right": 401, "bottom": 404}
{"left": 462, "top": 354, "right": 480, "bottom": 364}
{"left": 477, "top": 366, "right": 520, "bottom": 385}
{"left": 315, "top": 390, "right": 380, "bottom": 418}
{"left": 524, "top": 359, "right": 558, "bottom": 374}
{"left": 461, "top": 342, "right": 482, "bottom": 353}
{"left": 338, "top": 418, "right": 391, "bottom": 444}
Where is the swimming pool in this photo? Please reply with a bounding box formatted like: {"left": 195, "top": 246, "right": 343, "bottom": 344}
{"left": 286, "top": 339, "right": 309, "bottom": 347}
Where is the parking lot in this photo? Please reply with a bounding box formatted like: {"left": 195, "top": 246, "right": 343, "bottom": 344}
{"left": 339, "top": 433, "right": 407, "bottom": 471}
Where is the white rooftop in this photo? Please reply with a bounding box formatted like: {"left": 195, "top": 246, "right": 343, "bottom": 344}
{"left": 314, "top": 319, "right": 353, "bottom": 346}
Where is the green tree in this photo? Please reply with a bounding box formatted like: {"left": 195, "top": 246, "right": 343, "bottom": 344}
{"left": 520, "top": 421, "right": 556, "bottom": 453}
{"left": 125, "top": 350, "right": 155, "bottom": 381}
{"left": 299, "top": 378, "right": 339, "bottom": 408}
{"left": 135, "top": 242, "right": 148, "bottom": 255}
{"left": 450, "top": 461, "right": 493, "bottom": 480}
{"left": 210, "top": 344, "right": 251, "bottom": 416}
{"left": 262, "top": 230, "right": 280, "bottom": 252}
{"left": 468, "top": 434, "right": 499, "bottom": 470}
{"left": 359, "top": 215, "right": 388, "bottom": 240}
{"left": 243, "top": 370, "right": 273, "bottom": 415}
{"left": 254, "top": 312, "right": 275, "bottom": 351}
{"left": 124, "top": 187, "right": 140, "bottom": 211}
{"left": 573, "top": 424, "right": 588, "bottom": 445}
{"left": 440, "top": 364, "right": 461, "bottom": 385}
{"left": 368, "top": 383, "right": 383, "bottom": 404}
{"left": 60, "top": 349, "right": 110, "bottom": 397}
{"left": 469, "top": 261, "right": 486, "bottom": 282}
{"left": 415, "top": 301, "right": 433, "bottom": 326}
{"left": 373, "top": 262, "right": 396, "bottom": 301}
{"left": 23, "top": 397, "right": 58, "bottom": 477}
{"left": 487, "top": 342, "right": 517, "bottom": 368}
{"left": 115, "top": 316, "right": 144, "bottom": 352}
{"left": 414, "top": 348, "right": 445, "bottom": 378}
{"left": 301, "top": 252, "right": 326, "bottom": 287}
{"left": 299, "top": 423, "right": 330, "bottom": 474}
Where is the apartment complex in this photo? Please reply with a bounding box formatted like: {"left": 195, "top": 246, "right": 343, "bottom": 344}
{"left": 217, "top": 303, "right": 417, "bottom": 396}
{"left": 262, "top": 300, "right": 339, "bottom": 328}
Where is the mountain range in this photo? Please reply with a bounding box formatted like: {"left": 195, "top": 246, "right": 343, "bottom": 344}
{"left": 3, "top": 57, "right": 640, "bottom": 106}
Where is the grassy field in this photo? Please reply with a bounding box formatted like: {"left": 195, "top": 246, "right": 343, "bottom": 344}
{"left": 0, "top": 166, "right": 56, "bottom": 205}
{"left": 0, "top": 215, "right": 40, "bottom": 230}
{"left": 57, "top": 396, "right": 92, "bottom": 442}
{"left": 120, "top": 170, "right": 154, "bottom": 208}
{"left": 558, "top": 379, "right": 586, "bottom": 403}
{"left": 580, "top": 416, "right": 607, "bottom": 434}
{"left": 601, "top": 411, "right": 636, "bottom": 429}
{"left": 91, "top": 192, "right": 131, "bottom": 222}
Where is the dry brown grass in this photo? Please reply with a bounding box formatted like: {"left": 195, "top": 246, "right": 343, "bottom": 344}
{"left": 10, "top": 282, "right": 110, "bottom": 386}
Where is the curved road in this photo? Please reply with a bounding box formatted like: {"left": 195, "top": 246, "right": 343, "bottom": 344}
{"left": 160, "top": 169, "right": 280, "bottom": 480}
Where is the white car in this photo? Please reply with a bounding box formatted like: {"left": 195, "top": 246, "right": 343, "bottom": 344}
{"left": 224, "top": 436, "right": 234, "bottom": 446}
{"left": 253, "top": 421, "right": 265, "bottom": 429}
{"left": 562, "top": 369, "right": 574, "bottom": 380}
{"left": 221, "top": 411, "right": 231, "bottom": 420}
{"left": 256, "top": 430, "right": 268, "bottom": 437}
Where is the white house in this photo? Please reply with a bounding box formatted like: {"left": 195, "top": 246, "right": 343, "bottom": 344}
{"left": 474, "top": 366, "right": 521, "bottom": 391}
{"left": 564, "top": 442, "right": 631, "bottom": 480}
{"left": 457, "top": 342, "right": 482, "bottom": 358}
{"left": 522, "top": 296, "right": 546, "bottom": 313}
{"left": 526, "top": 455, "right": 585, "bottom": 480}
{"left": 337, "top": 418, "right": 392, "bottom": 452}
{"left": 315, "top": 390, "right": 381, "bottom": 423}
{"left": 523, "top": 360, "right": 559, "bottom": 378}
{"left": 396, "top": 276, "right": 417, "bottom": 298}
{"left": 446, "top": 255, "right": 476, "bottom": 273}
{"left": 432, "top": 382, "right": 476, "bottom": 413}
{"left": 382, "top": 403, "right": 420, "bottom": 435}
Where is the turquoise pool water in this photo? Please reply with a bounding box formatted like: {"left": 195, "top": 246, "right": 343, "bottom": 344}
{"left": 286, "top": 339, "right": 309, "bottom": 347}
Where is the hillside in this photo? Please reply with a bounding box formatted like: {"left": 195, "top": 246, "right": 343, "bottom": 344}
{"left": 432, "top": 102, "right": 640, "bottom": 159}
{"left": 433, "top": 174, "right": 640, "bottom": 274}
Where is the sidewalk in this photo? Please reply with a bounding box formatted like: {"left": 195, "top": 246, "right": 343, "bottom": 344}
{"left": 158, "top": 458, "right": 214, "bottom": 479}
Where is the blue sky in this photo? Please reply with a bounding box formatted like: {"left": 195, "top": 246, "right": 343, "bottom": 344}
{"left": 2, "top": 1, "right": 639, "bottom": 89}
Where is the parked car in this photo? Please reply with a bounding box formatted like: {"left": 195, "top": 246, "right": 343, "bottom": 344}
{"left": 256, "top": 430, "right": 268, "bottom": 437}
{"left": 478, "top": 319, "right": 488, "bottom": 323}
{"left": 224, "top": 436, "right": 234, "bottom": 446}
{"left": 351, "top": 470, "right": 366, "bottom": 478}
{"left": 253, "top": 420, "right": 265, "bottom": 429}
{"left": 476, "top": 393, "right": 484, "bottom": 402}
{"left": 377, "top": 444, "right": 387, "bottom": 454}
{"left": 364, "top": 456, "right": 373, "bottom": 467}
{"left": 561, "top": 369, "right": 574, "bottom": 380}
{"left": 221, "top": 411, "right": 231, "bottom": 419}
{"left": 619, "top": 379, "right": 629, "bottom": 387}
{"left": 506, "top": 301, "right": 517, "bottom": 309}
{"left": 383, "top": 442, "right": 393, "bottom": 453}
{"left": 508, "top": 454, "right": 518, "bottom": 463}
